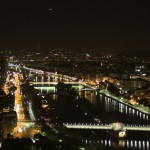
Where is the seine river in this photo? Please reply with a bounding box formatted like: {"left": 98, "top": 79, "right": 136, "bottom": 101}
{"left": 30, "top": 74, "right": 150, "bottom": 149}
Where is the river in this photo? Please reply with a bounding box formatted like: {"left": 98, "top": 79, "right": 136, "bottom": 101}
{"left": 28, "top": 70, "right": 150, "bottom": 149}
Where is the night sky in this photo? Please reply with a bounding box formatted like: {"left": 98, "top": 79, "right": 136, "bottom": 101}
{"left": 0, "top": 0, "right": 150, "bottom": 53}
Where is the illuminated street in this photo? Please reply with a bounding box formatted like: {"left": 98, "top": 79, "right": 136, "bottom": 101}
{"left": 11, "top": 72, "right": 39, "bottom": 138}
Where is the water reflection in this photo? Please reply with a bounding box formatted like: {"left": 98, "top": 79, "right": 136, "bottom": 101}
{"left": 99, "top": 94, "right": 150, "bottom": 124}
{"left": 30, "top": 72, "right": 150, "bottom": 149}
{"left": 33, "top": 82, "right": 149, "bottom": 124}
{"left": 83, "top": 139, "right": 150, "bottom": 150}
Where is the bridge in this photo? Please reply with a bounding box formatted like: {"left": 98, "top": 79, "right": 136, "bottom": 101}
{"left": 30, "top": 81, "right": 81, "bottom": 85}
{"left": 78, "top": 88, "right": 97, "bottom": 92}
{"left": 30, "top": 81, "right": 97, "bottom": 90}
{"left": 63, "top": 122, "right": 150, "bottom": 131}
{"left": 18, "top": 119, "right": 36, "bottom": 123}
{"left": 9, "top": 63, "right": 97, "bottom": 90}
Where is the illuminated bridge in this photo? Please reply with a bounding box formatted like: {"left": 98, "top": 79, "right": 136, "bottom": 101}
{"left": 18, "top": 119, "right": 36, "bottom": 123}
{"left": 78, "top": 88, "right": 96, "bottom": 92}
{"left": 30, "top": 81, "right": 81, "bottom": 85}
{"left": 63, "top": 122, "right": 150, "bottom": 131}
{"left": 31, "top": 81, "right": 97, "bottom": 89}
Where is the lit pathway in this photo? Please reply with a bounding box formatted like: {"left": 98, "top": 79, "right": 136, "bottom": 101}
{"left": 29, "top": 100, "right": 36, "bottom": 121}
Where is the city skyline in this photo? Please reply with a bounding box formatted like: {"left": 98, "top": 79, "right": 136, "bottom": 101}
{"left": 0, "top": 1, "right": 150, "bottom": 54}
{"left": 0, "top": 1, "right": 150, "bottom": 149}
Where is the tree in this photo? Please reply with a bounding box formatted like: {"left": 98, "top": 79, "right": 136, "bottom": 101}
{"left": 34, "top": 133, "right": 42, "bottom": 140}
{"left": 107, "top": 83, "right": 120, "bottom": 96}
{"left": 9, "top": 85, "right": 17, "bottom": 92}
{"left": 56, "top": 82, "right": 72, "bottom": 95}
{"left": 138, "top": 98, "right": 150, "bottom": 107}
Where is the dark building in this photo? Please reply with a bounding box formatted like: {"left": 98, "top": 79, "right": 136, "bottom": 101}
{"left": 0, "top": 58, "right": 7, "bottom": 84}
{"left": 0, "top": 111, "right": 17, "bottom": 141}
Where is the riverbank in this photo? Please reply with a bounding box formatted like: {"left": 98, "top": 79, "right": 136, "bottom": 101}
{"left": 100, "top": 89, "right": 150, "bottom": 116}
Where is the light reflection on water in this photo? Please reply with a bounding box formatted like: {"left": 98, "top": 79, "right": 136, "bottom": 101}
{"left": 83, "top": 139, "right": 150, "bottom": 149}
{"left": 33, "top": 84, "right": 149, "bottom": 123}
{"left": 31, "top": 75, "right": 150, "bottom": 149}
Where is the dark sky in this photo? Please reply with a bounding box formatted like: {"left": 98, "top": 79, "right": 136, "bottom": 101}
{"left": 0, "top": 0, "right": 150, "bottom": 53}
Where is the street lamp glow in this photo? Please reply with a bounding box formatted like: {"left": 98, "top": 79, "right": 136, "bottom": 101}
{"left": 18, "top": 128, "right": 23, "bottom": 133}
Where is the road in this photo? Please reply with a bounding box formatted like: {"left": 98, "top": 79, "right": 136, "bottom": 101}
{"left": 6, "top": 72, "right": 39, "bottom": 138}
